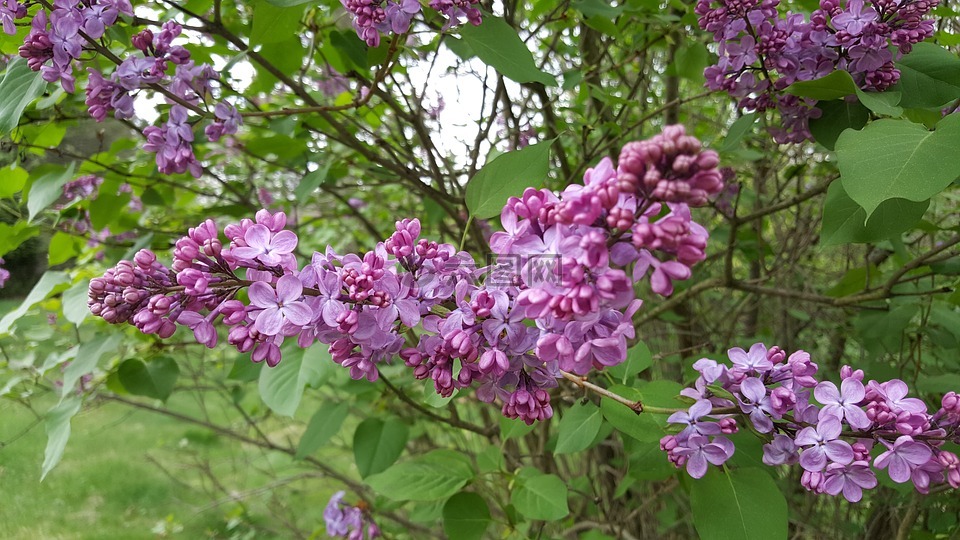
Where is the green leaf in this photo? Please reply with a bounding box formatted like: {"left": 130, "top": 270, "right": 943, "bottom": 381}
{"left": 294, "top": 163, "right": 331, "bottom": 204}
{"left": 250, "top": 1, "right": 303, "bottom": 46}
{"left": 785, "top": 70, "right": 857, "bottom": 100}
{"left": 41, "top": 397, "right": 81, "bottom": 481}
{"left": 836, "top": 115, "right": 960, "bottom": 219}
{"left": 296, "top": 401, "right": 349, "bottom": 459}
{"left": 673, "top": 42, "right": 709, "bottom": 82}
{"left": 808, "top": 99, "right": 869, "bottom": 151}
{"left": 511, "top": 473, "right": 570, "bottom": 521}
{"left": 718, "top": 113, "right": 757, "bottom": 152}
{"left": 600, "top": 385, "right": 659, "bottom": 442}
{"left": 263, "top": 0, "right": 314, "bottom": 6}
{"left": 62, "top": 334, "right": 122, "bottom": 397}
{"left": 117, "top": 357, "right": 180, "bottom": 401}
{"left": 26, "top": 162, "right": 76, "bottom": 222}
{"left": 228, "top": 356, "right": 262, "bottom": 382}
{"left": 690, "top": 468, "right": 787, "bottom": 540}
{"left": 0, "top": 221, "right": 40, "bottom": 257}
{"left": 459, "top": 18, "right": 557, "bottom": 86}
{"left": 554, "top": 401, "right": 603, "bottom": 454}
{"left": 0, "top": 165, "right": 27, "bottom": 197}
{"left": 0, "top": 271, "right": 70, "bottom": 334}
{"left": 442, "top": 492, "right": 492, "bottom": 540}
{"left": 855, "top": 88, "right": 903, "bottom": 117}
{"left": 48, "top": 231, "right": 82, "bottom": 266}
{"left": 820, "top": 181, "right": 928, "bottom": 246}
{"left": 607, "top": 340, "right": 653, "bottom": 384}
{"left": 895, "top": 42, "right": 960, "bottom": 109}
{"left": 61, "top": 280, "right": 90, "bottom": 326}
{"left": 366, "top": 449, "right": 474, "bottom": 501}
{"left": 0, "top": 57, "right": 48, "bottom": 134}
{"left": 257, "top": 344, "right": 327, "bottom": 416}
{"left": 572, "top": 0, "right": 625, "bottom": 18}
{"left": 353, "top": 418, "right": 409, "bottom": 478}
{"left": 465, "top": 139, "right": 554, "bottom": 218}
{"left": 500, "top": 416, "right": 536, "bottom": 440}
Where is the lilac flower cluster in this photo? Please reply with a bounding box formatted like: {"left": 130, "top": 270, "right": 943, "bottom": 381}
{"left": 88, "top": 126, "right": 724, "bottom": 424}
{"left": 0, "top": 0, "right": 26, "bottom": 35}
{"left": 17, "top": 0, "right": 133, "bottom": 92}
{"left": 662, "top": 343, "right": 960, "bottom": 501}
{"left": 0, "top": 257, "right": 10, "bottom": 288}
{"left": 61, "top": 174, "right": 102, "bottom": 202}
{"left": 697, "top": 0, "right": 937, "bottom": 142}
{"left": 341, "top": 0, "right": 480, "bottom": 47}
{"left": 15, "top": 9, "right": 238, "bottom": 177}
{"left": 324, "top": 491, "right": 380, "bottom": 540}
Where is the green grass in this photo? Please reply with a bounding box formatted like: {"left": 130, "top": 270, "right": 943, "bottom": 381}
{"left": 0, "top": 297, "right": 348, "bottom": 539}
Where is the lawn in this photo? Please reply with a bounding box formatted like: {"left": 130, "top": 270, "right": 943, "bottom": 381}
{"left": 0, "top": 297, "right": 343, "bottom": 539}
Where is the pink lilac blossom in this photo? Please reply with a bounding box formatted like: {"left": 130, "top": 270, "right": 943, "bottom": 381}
{"left": 663, "top": 342, "right": 960, "bottom": 500}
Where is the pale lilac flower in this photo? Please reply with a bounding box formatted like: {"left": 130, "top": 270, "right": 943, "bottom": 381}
{"left": 795, "top": 416, "right": 854, "bottom": 472}
{"left": 667, "top": 399, "right": 722, "bottom": 437}
{"left": 816, "top": 378, "right": 871, "bottom": 430}
{"left": 232, "top": 224, "right": 298, "bottom": 266}
{"left": 675, "top": 435, "right": 735, "bottom": 478}
{"left": 762, "top": 434, "right": 799, "bottom": 466}
{"left": 874, "top": 436, "right": 933, "bottom": 483}
{"left": 823, "top": 461, "right": 877, "bottom": 502}
{"left": 248, "top": 275, "right": 313, "bottom": 335}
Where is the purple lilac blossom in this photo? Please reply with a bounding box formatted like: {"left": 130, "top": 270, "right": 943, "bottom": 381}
{"left": 664, "top": 344, "right": 960, "bottom": 500}
{"left": 323, "top": 491, "right": 381, "bottom": 539}
{"left": 697, "top": 0, "right": 938, "bottom": 142}
{"left": 0, "top": 258, "right": 10, "bottom": 288}
{"left": 89, "top": 126, "right": 726, "bottom": 425}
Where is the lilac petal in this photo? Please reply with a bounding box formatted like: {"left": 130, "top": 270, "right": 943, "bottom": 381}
{"left": 814, "top": 381, "right": 840, "bottom": 405}
{"left": 254, "top": 307, "right": 283, "bottom": 335}
{"left": 887, "top": 457, "right": 911, "bottom": 483}
{"left": 686, "top": 453, "right": 708, "bottom": 479}
{"left": 800, "top": 446, "right": 826, "bottom": 472}
{"left": 232, "top": 246, "right": 263, "bottom": 261}
{"left": 750, "top": 410, "right": 774, "bottom": 433}
{"left": 275, "top": 274, "right": 303, "bottom": 303}
{"left": 688, "top": 399, "right": 713, "bottom": 420}
{"left": 282, "top": 302, "right": 313, "bottom": 326}
{"left": 702, "top": 444, "right": 731, "bottom": 465}
{"left": 248, "top": 281, "right": 278, "bottom": 308}
{"left": 823, "top": 474, "right": 844, "bottom": 497}
{"left": 794, "top": 426, "right": 820, "bottom": 447}
{"left": 244, "top": 224, "right": 271, "bottom": 249}
{"left": 842, "top": 482, "right": 863, "bottom": 502}
{"left": 823, "top": 440, "right": 854, "bottom": 465}
{"left": 885, "top": 379, "right": 909, "bottom": 401}
{"left": 897, "top": 442, "right": 933, "bottom": 465}
{"left": 740, "top": 377, "right": 767, "bottom": 403}
{"left": 840, "top": 378, "right": 865, "bottom": 403}
{"left": 271, "top": 230, "right": 298, "bottom": 254}
{"left": 843, "top": 405, "right": 871, "bottom": 430}
{"left": 817, "top": 416, "right": 843, "bottom": 440}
